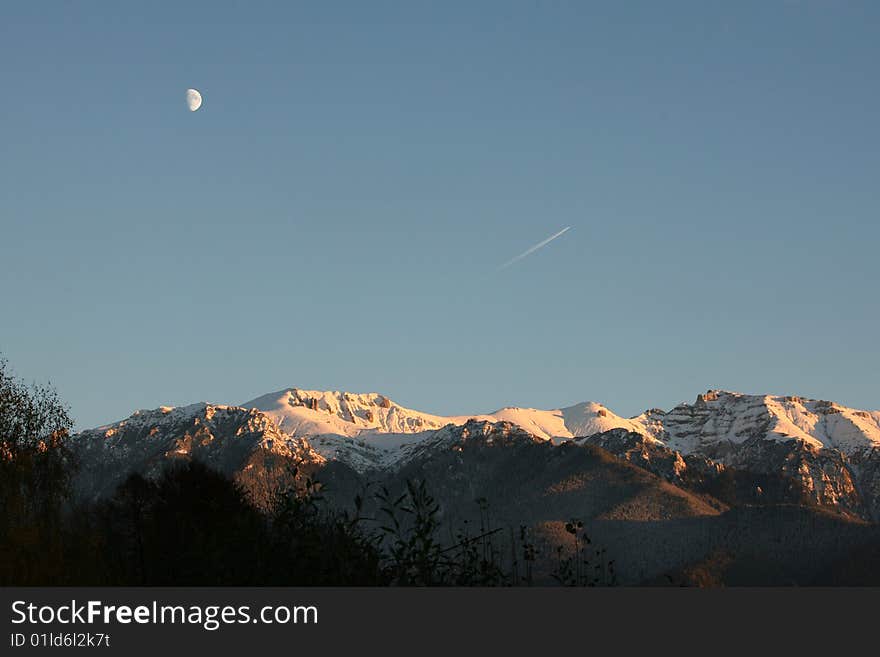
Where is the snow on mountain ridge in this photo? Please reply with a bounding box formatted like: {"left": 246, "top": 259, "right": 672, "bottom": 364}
{"left": 635, "top": 390, "right": 880, "bottom": 456}
{"left": 242, "top": 387, "right": 880, "bottom": 464}
{"left": 80, "top": 388, "right": 879, "bottom": 477}
{"left": 241, "top": 389, "right": 654, "bottom": 445}
{"left": 242, "top": 388, "right": 451, "bottom": 437}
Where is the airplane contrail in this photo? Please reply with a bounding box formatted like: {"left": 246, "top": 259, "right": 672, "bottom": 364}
{"left": 499, "top": 226, "right": 571, "bottom": 269}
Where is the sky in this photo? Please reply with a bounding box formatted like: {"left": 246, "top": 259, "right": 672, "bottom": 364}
{"left": 1, "top": 2, "right": 878, "bottom": 429}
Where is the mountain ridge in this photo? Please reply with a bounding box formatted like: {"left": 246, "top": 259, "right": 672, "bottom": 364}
{"left": 72, "top": 387, "right": 880, "bottom": 520}
{"left": 236, "top": 386, "right": 880, "bottom": 454}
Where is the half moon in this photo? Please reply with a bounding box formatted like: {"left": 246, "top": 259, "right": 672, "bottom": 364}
{"left": 186, "top": 88, "right": 202, "bottom": 112}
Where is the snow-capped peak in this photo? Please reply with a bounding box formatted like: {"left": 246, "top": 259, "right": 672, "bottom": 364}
{"left": 242, "top": 388, "right": 450, "bottom": 437}
{"left": 647, "top": 389, "right": 880, "bottom": 455}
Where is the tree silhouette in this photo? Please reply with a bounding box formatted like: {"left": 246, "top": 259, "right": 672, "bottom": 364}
{"left": 0, "top": 356, "right": 73, "bottom": 584}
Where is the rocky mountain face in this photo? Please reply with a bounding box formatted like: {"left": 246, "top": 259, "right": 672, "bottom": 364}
{"left": 72, "top": 403, "right": 323, "bottom": 503}
{"left": 71, "top": 388, "right": 880, "bottom": 521}
{"left": 579, "top": 429, "right": 868, "bottom": 516}
{"left": 615, "top": 392, "right": 880, "bottom": 520}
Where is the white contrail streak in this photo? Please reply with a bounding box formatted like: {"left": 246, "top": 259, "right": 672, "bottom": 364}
{"left": 499, "top": 226, "right": 571, "bottom": 269}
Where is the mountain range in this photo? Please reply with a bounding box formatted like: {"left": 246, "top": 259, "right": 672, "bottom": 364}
{"left": 70, "top": 387, "right": 880, "bottom": 584}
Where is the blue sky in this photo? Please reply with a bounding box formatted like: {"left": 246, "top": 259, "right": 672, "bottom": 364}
{"left": 2, "top": 2, "right": 878, "bottom": 429}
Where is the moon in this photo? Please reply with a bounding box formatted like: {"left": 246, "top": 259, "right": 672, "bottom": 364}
{"left": 186, "top": 88, "right": 202, "bottom": 112}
